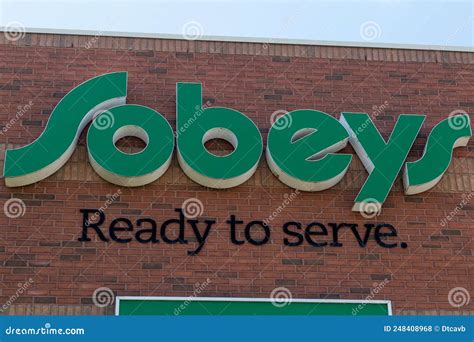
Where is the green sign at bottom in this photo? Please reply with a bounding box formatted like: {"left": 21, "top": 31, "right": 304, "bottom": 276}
{"left": 116, "top": 297, "right": 391, "bottom": 316}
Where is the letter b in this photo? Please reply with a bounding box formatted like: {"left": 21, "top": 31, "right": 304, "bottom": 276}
{"left": 176, "top": 83, "right": 262, "bottom": 188}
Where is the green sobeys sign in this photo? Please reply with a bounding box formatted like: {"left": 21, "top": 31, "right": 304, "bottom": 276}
{"left": 2, "top": 72, "right": 472, "bottom": 214}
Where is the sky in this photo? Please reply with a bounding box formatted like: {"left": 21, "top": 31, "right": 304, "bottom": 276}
{"left": 0, "top": 0, "right": 473, "bottom": 49}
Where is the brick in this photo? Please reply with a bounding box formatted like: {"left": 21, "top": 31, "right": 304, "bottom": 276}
{"left": 34, "top": 297, "right": 57, "bottom": 304}
{"left": 34, "top": 194, "right": 55, "bottom": 200}
{"left": 175, "top": 52, "right": 193, "bottom": 59}
{"left": 264, "top": 94, "right": 282, "bottom": 100}
{"left": 282, "top": 259, "right": 303, "bottom": 265}
{"left": 272, "top": 56, "right": 290, "bottom": 63}
{"left": 325, "top": 75, "right": 343, "bottom": 80}
{"left": 350, "top": 288, "right": 371, "bottom": 294}
{"left": 441, "top": 229, "right": 461, "bottom": 236}
{"left": 275, "top": 279, "right": 295, "bottom": 286}
{"left": 370, "top": 274, "right": 392, "bottom": 281}
{"left": 4, "top": 260, "right": 27, "bottom": 267}
{"left": 29, "top": 261, "right": 51, "bottom": 267}
{"left": 60, "top": 255, "right": 81, "bottom": 261}
{"left": 149, "top": 67, "right": 167, "bottom": 74}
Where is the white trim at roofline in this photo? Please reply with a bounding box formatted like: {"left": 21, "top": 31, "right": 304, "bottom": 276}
{"left": 115, "top": 296, "right": 393, "bottom": 316}
{"left": 2, "top": 27, "right": 473, "bottom": 53}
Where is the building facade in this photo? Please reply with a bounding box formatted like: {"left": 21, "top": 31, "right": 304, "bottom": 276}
{"left": 0, "top": 32, "right": 473, "bottom": 315}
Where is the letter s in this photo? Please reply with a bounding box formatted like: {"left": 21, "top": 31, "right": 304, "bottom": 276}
{"left": 403, "top": 113, "right": 471, "bottom": 195}
{"left": 3, "top": 72, "right": 127, "bottom": 187}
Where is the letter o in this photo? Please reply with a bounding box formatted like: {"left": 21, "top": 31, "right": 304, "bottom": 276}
{"left": 87, "top": 104, "right": 174, "bottom": 186}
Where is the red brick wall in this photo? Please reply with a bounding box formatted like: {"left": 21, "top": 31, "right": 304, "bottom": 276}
{"left": 0, "top": 33, "right": 473, "bottom": 315}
